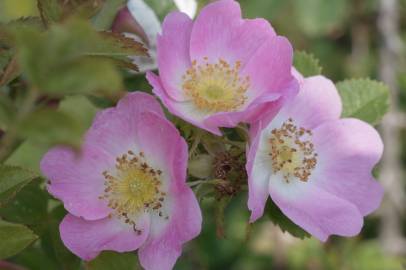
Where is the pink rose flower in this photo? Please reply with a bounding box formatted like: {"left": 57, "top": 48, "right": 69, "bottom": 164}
{"left": 41, "top": 92, "right": 202, "bottom": 270}
{"left": 247, "top": 74, "right": 384, "bottom": 241}
{"left": 147, "top": 0, "right": 298, "bottom": 135}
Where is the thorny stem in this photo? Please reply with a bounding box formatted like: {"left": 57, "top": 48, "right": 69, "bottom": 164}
{"left": 0, "top": 88, "right": 39, "bottom": 162}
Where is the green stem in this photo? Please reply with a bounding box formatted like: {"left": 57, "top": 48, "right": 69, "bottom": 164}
{"left": 221, "top": 137, "right": 245, "bottom": 149}
{"left": 187, "top": 178, "right": 227, "bottom": 187}
{"left": 188, "top": 130, "right": 202, "bottom": 157}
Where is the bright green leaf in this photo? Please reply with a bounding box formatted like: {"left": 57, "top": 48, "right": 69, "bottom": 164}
{"left": 0, "top": 219, "right": 38, "bottom": 259}
{"left": 266, "top": 200, "right": 310, "bottom": 239}
{"left": 0, "top": 165, "right": 38, "bottom": 207}
{"left": 86, "top": 251, "right": 141, "bottom": 270}
{"left": 293, "top": 51, "right": 322, "bottom": 77}
{"left": 336, "top": 78, "right": 390, "bottom": 125}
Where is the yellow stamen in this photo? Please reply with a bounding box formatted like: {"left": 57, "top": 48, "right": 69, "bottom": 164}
{"left": 269, "top": 118, "right": 318, "bottom": 183}
{"left": 182, "top": 58, "right": 250, "bottom": 113}
{"left": 100, "top": 151, "right": 168, "bottom": 230}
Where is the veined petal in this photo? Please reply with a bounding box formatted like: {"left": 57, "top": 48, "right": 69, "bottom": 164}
{"left": 60, "top": 213, "right": 149, "bottom": 261}
{"left": 275, "top": 75, "right": 342, "bottom": 129}
{"left": 139, "top": 187, "right": 201, "bottom": 270}
{"left": 190, "top": 0, "right": 274, "bottom": 64}
{"left": 312, "top": 118, "right": 384, "bottom": 215}
{"left": 86, "top": 92, "right": 164, "bottom": 158}
{"left": 158, "top": 12, "right": 194, "bottom": 101}
{"left": 269, "top": 178, "right": 363, "bottom": 241}
{"left": 241, "top": 36, "right": 295, "bottom": 98}
{"left": 247, "top": 122, "right": 272, "bottom": 222}
{"left": 41, "top": 146, "right": 112, "bottom": 220}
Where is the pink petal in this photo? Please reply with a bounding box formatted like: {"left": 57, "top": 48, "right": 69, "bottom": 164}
{"left": 312, "top": 118, "right": 384, "bottom": 215}
{"left": 135, "top": 111, "right": 188, "bottom": 185}
{"left": 117, "top": 91, "right": 165, "bottom": 118}
{"left": 291, "top": 67, "right": 304, "bottom": 83}
{"left": 137, "top": 117, "right": 202, "bottom": 269}
{"left": 41, "top": 146, "right": 112, "bottom": 220}
{"left": 247, "top": 122, "right": 271, "bottom": 222}
{"left": 190, "top": 0, "right": 275, "bottom": 64}
{"left": 276, "top": 75, "right": 342, "bottom": 129}
{"left": 139, "top": 187, "right": 202, "bottom": 270}
{"left": 241, "top": 36, "right": 295, "bottom": 98}
{"left": 85, "top": 108, "right": 136, "bottom": 158}
{"left": 60, "top": 213, "right": 150, "bottom": 261}
{"left": 269, "top": 180, "right": 363, "bottom": 241}
{"left": 86, "top": 92, "right": 164, "bottom": 157}
{"left": 157, "top": 12, "right": 194, "bottom": 101}
{"left": 202, "top": 93, "right": 280, "bottom": 129}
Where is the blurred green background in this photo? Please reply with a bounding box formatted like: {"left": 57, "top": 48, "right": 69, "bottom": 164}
{"left": 0, "top": 0, "right": 405, "bottom": 269}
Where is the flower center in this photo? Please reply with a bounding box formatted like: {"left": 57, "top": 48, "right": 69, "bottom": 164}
{"left": 182, "top": 57, "right": 250, "bottom": 113}
{"left": 269, "top": 118, "right": 318, "bottom": 183}
{"left": 100, "top": 151, "right": 167, "bottom": 232}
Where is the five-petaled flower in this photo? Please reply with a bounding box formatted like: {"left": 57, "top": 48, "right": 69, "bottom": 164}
{"left": 147, "top": 0, "right": 298, "bottom": 136}
{"left": 247, "top": 73, "right": 384, "bottom": 241}
{"left": 41, "top": 92, "right": 202, "bottom": 270}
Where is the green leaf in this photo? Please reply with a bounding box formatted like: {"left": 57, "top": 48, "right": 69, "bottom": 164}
{"left": 336, "top": 78, "right": 390, "bottom": 125}
{"left": 293, "top": 51, "right": 322, "bottom": 77}
{"left": 59, "top": 95, "right": 99, "bottom": 131}
{"left": 0, "top": 55, "right": 20, "bottom": 87}
{"left": 0, "top": 165, "right": 39, "bottom": 207}
{"left": 9, "top": 245, "right": 59, "bottom": 270}
{"left": 6, "top": 140, "right": 50, "bottom": 173}
{"left": 266, "top": 200, "right": 310, "bottom": 239}
{"left": 144, "top": 0, "right": 177, "bottom": 21}
{"left": 92, "top": 0, "right": 127, "bottom": 30}
{"left": 0, "top": 93, "right": 16, "bottom": 129}
{"left": 37, "top": 0, "right": 62, "bottom": 25}
{"left": 86, "top": 251, "right": 141, "bottom": 270}
{"left": 41, "top": 57, "right": 123, "bottom": 97}
{"left": 0, "top": 219, "right": 38, "bottom": 259}
{"left": 0, "top": 48, "right": 13, "bottom": 71}
{"left": 40, "top": 205, "right": 81, "bottom": 270}
{"left": 16, "top": 109, "right": 83, "bottom": 148}
{"left": 12, "top": 19, "right": 125, "bottom": 97}
{"left": 0, "top": 181, "right": 48, "bottom": 234}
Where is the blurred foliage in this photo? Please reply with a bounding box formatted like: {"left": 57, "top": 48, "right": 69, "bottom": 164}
{"left": 0, "top": 0, "right": 403, "bottom": 270}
